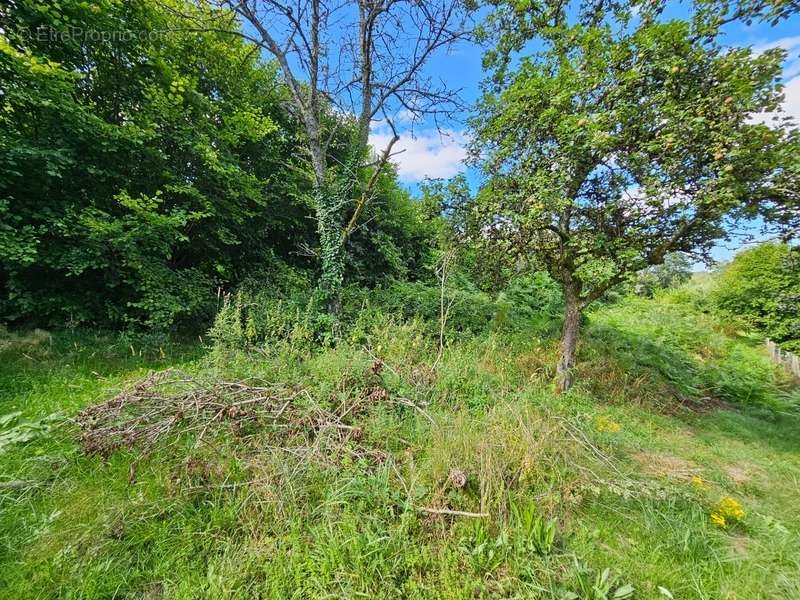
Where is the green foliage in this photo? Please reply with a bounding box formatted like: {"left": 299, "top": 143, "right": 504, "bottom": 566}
{"left": 208, "top": 265, "right": 339, "bottom": 357}
{"left": 630, "top": 252, "right": 694, "bottom": 297}
{"left": 587, "top": 296, "right": 796, "bottom": 409}
{"left": 562, "top": 562, "right": 635, "bottom": 600}
{"left": 471, "top": 9, "right": 798, "bottom": 310}
{"left": 3, "top": 292, "right": 800, "bottom": 598}
{"left": 0, "top": 410, "right": 60, "bottom": 455}
{"left": 371, "top": 279, "right": 497, "bottom": 335}
{"left": 346, "top": 171, "right": 442, "bottom": 287}
{"left": 711, "top": 243, "right": 800, "bottom": 351}
{"left": 371, "top": 272, "right": 564, "bottom": 339}
{"left": 209, "top": 268, "right": 565, "bottom": 356}
{"left": 3, "top": 0, "right": 800, "bottom": 595}
{"left": 512, "top": 502, "right": 558, "bottom": 555}
{"left": 0, "top": 0, "right": 432, "bottom": 330}
{"left": 495, "top": 272, "right": 564, "bottom": 333}
{"left": 471, "top": 2, "right": 799, "bottom": 390}
{"left": 0, "top": 0, "right": 317, "bottom": 328}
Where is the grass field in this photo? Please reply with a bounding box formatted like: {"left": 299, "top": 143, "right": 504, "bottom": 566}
{"left": 1, "top": 296, "right": 799, "bottom": 599}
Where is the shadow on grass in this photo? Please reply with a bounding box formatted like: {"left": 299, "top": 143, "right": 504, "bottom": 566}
{"left": 581, "top": 321, "right": 800, "bottom": 454}
{"left": 0, "top": 328, "right": 203, "bottom": 417}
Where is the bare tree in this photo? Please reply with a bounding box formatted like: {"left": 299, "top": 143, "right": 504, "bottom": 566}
{"left": 174, "top": 0, "right": 469, "bottom": 312}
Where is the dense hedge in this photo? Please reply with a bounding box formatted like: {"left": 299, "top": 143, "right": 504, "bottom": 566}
{"left": 0, "top": 0, "right": 435, "bottom": 329}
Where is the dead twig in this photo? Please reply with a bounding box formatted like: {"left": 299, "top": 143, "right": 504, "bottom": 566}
{"left": 416, "top": 506, "right": 488, "bottom": 518}
{"left": 432, "top": 249, "right": 457, "bottom": 371}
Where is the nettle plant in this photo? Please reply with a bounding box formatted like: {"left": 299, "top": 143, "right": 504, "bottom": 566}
{"left": 471, "top": 9, "right": 799, "bottom": 391}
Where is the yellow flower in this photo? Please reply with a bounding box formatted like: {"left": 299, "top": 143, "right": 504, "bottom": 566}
{"left": 716, "top": 497, "right": 745, "bottom": 521}
{"left": 710, "top": 497, "right": 745, "bottom": 529}
{"left": 691, "top": 475, "right": 705, "bottom": 489}
{"left": 595, "top": 415, "right": 621, "bottom": 433}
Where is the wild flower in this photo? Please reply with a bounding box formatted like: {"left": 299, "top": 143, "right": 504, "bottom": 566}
{"left": 595, "top": 415, "right": 622, "bottom": 433}
{"left": 711, "top": 496, "right": 745, "bottom": 528}
{"left": 691, "top": 475, "right": 705, "bottom": 488}
{"left": 718, "top": 497, "right": 746, "bottom": 520}
{"left": 710, "top": 512, "right": 727, "bottom": 528}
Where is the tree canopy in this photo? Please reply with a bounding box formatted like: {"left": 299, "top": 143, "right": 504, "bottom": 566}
{"left": 0, "top": 0, "right": 435, "bottom": 328}
{"left": 470, "top": 3, "right": 800, "bottom": 389}
{"left": 713, "top": 243, "right": 800, "bottom": 351}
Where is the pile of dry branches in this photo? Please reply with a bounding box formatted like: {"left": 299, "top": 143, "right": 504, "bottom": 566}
{"left": 75, "top": 368, "right": 394, "bottom": 467}
{"left": 76, "top": 370, "right": 296, "bottom": 458}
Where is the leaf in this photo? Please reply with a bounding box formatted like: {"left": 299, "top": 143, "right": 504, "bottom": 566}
{"left": 613, "top": 584, "right": 635, "bottom": 599}
{"left": 0, "top": 411, "right": 22, "bottom": 428}
{"left": 658, "top": 586, "right": 675, "bottom": 599}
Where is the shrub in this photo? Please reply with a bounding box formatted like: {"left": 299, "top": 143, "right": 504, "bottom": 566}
{"left": 208, "top": 267, "right": 336, "bottom": 356}
{"left": 711, "top": 243, "right": 800, "bottom": 351}
{"left": 368, "top": 271, "right": 563, "bottom": 339}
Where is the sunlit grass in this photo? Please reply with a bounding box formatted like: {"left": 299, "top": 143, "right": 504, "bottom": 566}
{"left": 1, "top": 297, "right": 799, "bottom": 598}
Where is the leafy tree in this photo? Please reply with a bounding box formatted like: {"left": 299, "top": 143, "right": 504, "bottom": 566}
{"left": 1, "top": 0, "right": 314, "bottom": 327}
{"left": 178, "top": 0, "right": 469, "bottom": 313}
{"left": 632, "top": 252, "right": 694, "bottom": 296}
{"left": 1, "top": 0, "right": 443, "bottom": 329}
{"left": 346, "top": 168, "right": 441, "bottom": 286}
{"left": 713, "top": 243, "right": 800, "bottom": 350}
{"left": 470, "top": 4, "right": 800, "bottom": 391}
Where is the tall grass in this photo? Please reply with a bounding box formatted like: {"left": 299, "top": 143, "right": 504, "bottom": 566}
{"left": 1, "top": 292, "right": 799, "bottom": 598}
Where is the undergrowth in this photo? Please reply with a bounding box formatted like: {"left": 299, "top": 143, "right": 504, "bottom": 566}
{"left": 1, "top": 293, "right": 799, "bottom": 598}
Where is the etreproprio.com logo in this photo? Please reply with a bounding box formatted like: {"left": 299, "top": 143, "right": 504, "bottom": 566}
{"left": 26, "top": 25, "right": 170, "bottom": 43}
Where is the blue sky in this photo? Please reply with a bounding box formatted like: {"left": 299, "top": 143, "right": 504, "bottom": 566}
{"left": 371, "top": 9, "right": 800, "bottom": 265}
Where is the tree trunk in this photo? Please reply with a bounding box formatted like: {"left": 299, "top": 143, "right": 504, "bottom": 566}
{"left": 315, "top": 189, "right": 345, "bottom": 315}
{"left": 556, "top": 291, "right": 581, "bottom": 393}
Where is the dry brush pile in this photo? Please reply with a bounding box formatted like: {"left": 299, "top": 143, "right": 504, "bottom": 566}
{"left": 75, "top": 366, "right": 395, "bottom": 474}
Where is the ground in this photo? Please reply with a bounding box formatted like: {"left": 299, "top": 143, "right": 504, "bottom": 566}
{"left": 1, "top": 296, "right": 799, "bottom": 599}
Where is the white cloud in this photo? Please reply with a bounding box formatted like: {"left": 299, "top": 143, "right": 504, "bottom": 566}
{"left": 752, "top": 35, "right": 800, "bottom": 56}
{"left": 370, "top": 128, "right": 467, "bottom": 181}
{"left": 748, "top": 35, "right": 800, "bottom": 126}
{"left": 751, "top": 75, "right": 800, "bottom": 125}
{"left": 780, "top": 76, "right": 800, "bottom": 122}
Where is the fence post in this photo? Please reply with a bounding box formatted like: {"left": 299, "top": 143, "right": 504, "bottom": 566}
{"left": 766, "top": 339, "right": 800, "bottom": 380}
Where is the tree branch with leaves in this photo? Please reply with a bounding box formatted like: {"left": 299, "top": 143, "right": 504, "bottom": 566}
{"left": 470, "top": 4, "right": 799, "bottom": 391}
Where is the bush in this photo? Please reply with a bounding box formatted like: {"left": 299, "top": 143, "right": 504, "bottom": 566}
{"left": 494, "top": 272, "right": 564, "bottom": 334}
{"left": 368, "top": 272, "right": 563, "bottom": 339}
{"left": 209, "top": 270, "right": 565, "bottom": 356}
{"left": 711, "top": 243, "right": 800, "bottom": 351}
{"left": 208, "top": 265, "right": 337, "bottom": 357}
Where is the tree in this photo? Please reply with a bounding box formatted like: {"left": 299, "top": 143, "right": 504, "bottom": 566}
{"left": 712, "top": 243, "right": 800, "bottom": 350}
{"left": 0, "top": 0, "right": 314, "bottom": 327}
{"left": 632, "top": 252, "right": 693, "bottom": 296}
{"left": 177, "top": 0, "right": 469, "bottom": 313}
{"left": 470, "top": 6, "right": 800, "bottom": 391}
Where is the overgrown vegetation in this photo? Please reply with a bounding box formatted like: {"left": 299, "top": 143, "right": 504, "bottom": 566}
{"left": 2, "top": 0, "right": 800, "bottom": 597}
{"left": 712, "top": 243, "right": 800, "bottom": 351}
{"left": 2, "top": 284, "right": 799, "bottom": 598}
{"left": 0, "top": 0, "right": 441, "bottom": 329}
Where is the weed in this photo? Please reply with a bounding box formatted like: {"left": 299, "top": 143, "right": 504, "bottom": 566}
{"left": 512, "top": 501, "right": 558, "bottom": 554}
{"left": 2, "top": 295, "right": 800, "bottom": 598}
{"left": 562, "top": 561, "right": 635, "bottom": 600}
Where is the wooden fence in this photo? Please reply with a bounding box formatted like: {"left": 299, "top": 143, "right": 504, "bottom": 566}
{"left": 766, "top": 339, "right": 800, "bottom": 378}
